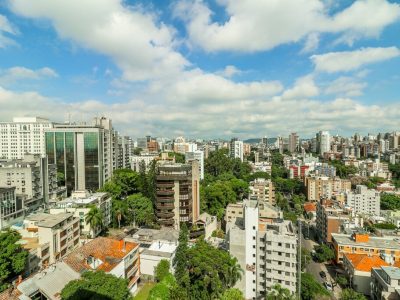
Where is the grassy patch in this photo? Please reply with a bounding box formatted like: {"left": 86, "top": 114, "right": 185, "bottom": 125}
{"left": 134, "top": 282, "right": 155, "bottom": 300}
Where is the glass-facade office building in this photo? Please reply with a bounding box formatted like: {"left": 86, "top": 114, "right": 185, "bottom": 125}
{"left": 45, "top": 129, "right": 104, "bottom": 194}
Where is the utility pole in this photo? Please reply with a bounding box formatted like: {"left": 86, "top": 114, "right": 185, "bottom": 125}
{"left": 298, "top": 220, "right": 302, "bottom": 300}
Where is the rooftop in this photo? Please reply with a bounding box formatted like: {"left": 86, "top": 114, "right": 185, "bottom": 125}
{"left": 56, "top": 191, "right": 109, "bottom": 206}
{"left": 131, "top": 228, "right": 179, "bottom": 243}
{"left": 17, "top": 262, "right": 79, "bottom": 300}
{"left": 381, "top": 266, "right": 400, "bottom": 280}
{"left": 332, "top": 233, "right": 400, "bottom": 250}
{"left": 344, "top": 253, "right": 389, "bottom": 272}
{"left": 142, "top": 241, "right": 177, "bottom": 258}
{"left": 64, "top": 237, "right": 138, "bottom": 273}
{"left": 26, "top": 213, "right": 74, "bottom": 228}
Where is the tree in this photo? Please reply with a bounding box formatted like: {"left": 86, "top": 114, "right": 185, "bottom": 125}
{"left": 138, "top": 160, "right": 149, "bottom": 197}
{"left": 301, "top": 273, "right": 330, "bottom": 300}
{"left": 57, "top": 171, "right": 66, "bottom": 186}
{"left": 221, "top": 288, "right": 244, "bottom": 300}
{"left": 185, "top": 239, "right": 243, "bottom": 299}
{"left": 126, "top": 193, "right": 154, "bottom": 226}
{"left": 266, "top": 284, "right": 295, "bottom": 300}
{"left": 314, "top": 244, "right": 335, "bottom": 263}
{"left": 168, "top": 152, "right": 185, "bottom": 163}
{"left": 339, "top": 288, "right": 366, "bottom": 300}
{"left": 149, "top": 273, "right": 180, "bottom": 300}
{"left": 155, "top": 260, "right": 170, "bottom": 282}
{"left": 173, "top": 223, "right": 189, "bottom": 293}
{"left": 301, "top": 248, "right": 311, "bottom": 271}
{"left": 100, "top": 169, "right": 140, "bottom": 199}
{"left": 112, "top": 200, "right": 128, "bottom": 228}
{"left": 205, "top": 149, "right": 234, "bottom": 177}
{"left": 381, "top": 193, "right": 400, "bottom": 210}
{"left": 85, "top": 206, "right": 104, "bottom": 237}
{"left": 0, "top": 230, "right": 28, "bottom": 293}
{"left": 225, "top": 257, "right": 244, "bottom": 288}
{"left": 133, "top": 147, "right": 142, "bottom": 155}
{"left": 202, "top": 181, "right": 236, "bottom": 219}
{"left": 61, "top": 271, "right": 131, "bottom": 300}
{"left": 335, "top": 275, "right": 348, "bottom": 287}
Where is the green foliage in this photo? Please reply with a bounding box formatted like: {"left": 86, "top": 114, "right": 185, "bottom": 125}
{"left": 126, "top": 193, "right": 154, "bottom": 226}
{"left": 57, "top": 171, "right": 65, "bottom": 186}
{"left": 204, "top": 149, "right": 251, "bottom": 180}
{"left": 301, "top": 248, "right": 311, "bottom": 271}
{"left": 85, "top": 206, "right": 104, "bottom": 237}
{"left": 155, "top": 260, "right": 170, "bottom": 282}
{"left": 283, "top": 211, "right": 298, "bottom": 223}
{"left": 339, "top": 288, "right": 367, "bottom": 300}
{"left": 211, "top": 229, "right": 225, "bottom": 239}
{"left": 335, "top": 275, "right": 348, "bottom": 287}
{"left": 266, "top": 284, "right": 295, "bottom": 300}
{"left": 221, "top": 288, "right": 244, "bottom": 300}
{"left": 100, "top": 169, "right": 140, "bottom": 199}
{"left": 61, "top": 271, "right": 131, "bottom": 300}
{"left": 314, "top": 244, "right": 335, "bottom": 263}
{"left": 373, "top": 222, "right": 397, "bottom": 230}
{"left": 133, "top": 147, "right": 142, "bottom": 155}
{"left": 328, "top": 160, "right": 358, "bottom": 178}
{"left": 202, "top": 180, "right": 237, "bottom": 220}
{"left": 301, "top": 273, "right": 330, "bottom": 300}
{"left": 168, "top": 152, "right": 185, "bottom": 163}
{"left": 149, "top": 273, "right": 183, "bottom": 300}
{"left": 112, "top": 199, "right": 128, "bottom": 228}
{"left": 0, "top": 230, "right": 28, "bottom": 292}
{"left": 184, "top": 240, "right": 243, "bottom": 299}
{"left": 244, "top": 171, "right": 270, "bottom": 182}
{"left": 381, "top": 193, "right": 400, "bottom": 210}
{"left": 173, "top": 223, "right": 189, "bottom": 294}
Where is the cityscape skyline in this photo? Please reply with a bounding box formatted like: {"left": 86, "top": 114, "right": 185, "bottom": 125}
{"left": 0, "top": 0, "right": 400, "bottom": 138}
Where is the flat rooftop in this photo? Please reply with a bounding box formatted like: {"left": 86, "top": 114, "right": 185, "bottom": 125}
{"left": 142, "top": 241, "right": 177, "bottom": 258}
{"left": 332, "top": 233, "right": 400, "bottom": 250}
{"left": 58, "top": 192, "right": 108, "bottom": 206}
{"left": 382, "top": 266, "right": 400, "bottom": 280}
{"left": 26, "top": 213, "right": 74, "bottom": 228}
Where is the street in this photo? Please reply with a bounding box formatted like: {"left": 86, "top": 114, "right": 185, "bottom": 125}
{"left": 300, "top": 223, "right": 342, "bottom": 300}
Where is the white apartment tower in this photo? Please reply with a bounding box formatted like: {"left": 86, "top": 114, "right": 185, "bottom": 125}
{"left": 0, "top": 117, "right": 54, "bottom": 159}
{"left": 319, "top": 131, "right": 330, "bottom": 155}
{"left": 185, "top": 150, "right": 204, "bottom": 180}
{"left": 346, "top": 185, "right": 380, "bottom": 216}
{"left": 230, "top": 139, "right": 244, "bottom": 162}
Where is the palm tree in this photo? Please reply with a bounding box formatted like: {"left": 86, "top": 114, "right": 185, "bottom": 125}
{"left": 266, "top": 284, "right": 295, "bottom": 300}
{"left": 85, "top": 206, "right": 104, "bottom": 238}
{"left": 113, "top": 200, "right": 127, "bottom": 229}
{"left": 225, "top": 257, "right": 244, "bottom": 288}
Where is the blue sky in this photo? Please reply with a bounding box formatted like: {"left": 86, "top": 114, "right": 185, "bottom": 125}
{"left": 0, "top": 0, "right": 400, "bottom": 139}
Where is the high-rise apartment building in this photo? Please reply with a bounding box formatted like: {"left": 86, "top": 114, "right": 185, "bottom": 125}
{"left": 305, "top": 176, "right": 351, "bottom": 201}
{"left": 185, "top": 150, "right": 204, "bottom": 180}
{"left": 288, "top": 133, "right": 299, "bottom": 153}
{"left": 155, "top": 161, "right": 200, "bottom": 230}
{"left": 319, "top": 131, "right": 331, "bottom": 155}
{"left": 45, "top": 117, "right": 117, "bottom": 194}
{"left": 249, "top": 178, "right": 275, "bottom": 206}
{"left": 116, "top": 136, "right": 133, "bottom": 169}
{"left": 346, "top": 185, "right": 380, "bottom": 216}
{"left": 230, "top": 138, "right": 244, "bottom": 162}
{"left": 227, "top": 200, "right": 298, "bottom": 299}
{"left": 0, "top": 117, "right": 54, "bottom": 159}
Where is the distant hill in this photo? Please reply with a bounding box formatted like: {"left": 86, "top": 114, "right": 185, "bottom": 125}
{"left": 244, "top": 137, "right": 277, "bottom": 145}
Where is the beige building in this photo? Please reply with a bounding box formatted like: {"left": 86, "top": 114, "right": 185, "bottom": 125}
{"left": 249, "top": 178, "right": 275, "bottom": 205}
{"left": 305, "top": 176, "right": 351, "bottom": 201}
{"left": 21, "top": 213, "right": 80, "bottom": 265}
{"left": 49, "top": 190, "right": 112, "bottom": 238}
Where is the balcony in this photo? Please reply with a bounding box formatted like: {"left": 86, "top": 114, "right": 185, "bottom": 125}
{"left": 157, "top": 190, "right": 174, "bottom": 196}
{"left": 156, "top": 211, "right": 175, "bottom": 218}
{"left": 157, "top": 182, "right": 174, "bottom": 188}
{"left": 156, "top": 203, "right": 174, "bottom": 210}
{"left": 158, "top": 218, "right": 175, "bottom": 226}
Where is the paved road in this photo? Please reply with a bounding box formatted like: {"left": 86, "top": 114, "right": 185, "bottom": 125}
{"left": 300, "top": 223, "right": 342, "bottom": 300}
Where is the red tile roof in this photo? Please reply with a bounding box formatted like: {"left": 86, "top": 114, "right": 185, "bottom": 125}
{"left": 64, "top": 237, "right": 138, "bottom": 273}
{"left": 344, "top": 253, "right": 389, "bottom": 272}
{"left": 303, "top": 202, "right": 316, "bottom": 213}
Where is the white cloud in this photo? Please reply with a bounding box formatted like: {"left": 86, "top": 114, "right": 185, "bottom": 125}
{"left": 0, "top": 14, "right": 18, "bottom": 48}
{"left": 216, "top": 65, "right": 242, "bottom": 78}
{"left": 173, "top": 0, "right": 400, "bottom": 52}
{"left": 301, "top": 33, "right": 320, "bottom": 54}
{"left": 324, "top": 76, "right": 367, "bottom": 97}
{"left": 0, "top": 66, "right": 58, "bottom": 85}
{"left": 281, "top": 75, "right": 319, "bottom": 100}
{"left": 311, "top": 47, "right": 400, "bottom": 73}
{"left": 9, "top": 0, "right": 188, "bottom": 81}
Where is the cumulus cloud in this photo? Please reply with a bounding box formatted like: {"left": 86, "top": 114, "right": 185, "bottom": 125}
{"left": 173, "top": 0, "right": 400, "bottom": 52}
{"left": 324, "top": 76, "right": 367, "bottom": 97}
{"left": 9, "top": 0, "right": 188, "bottom": 81}
{"left": 311, "top": 47, "right": 400, "bottom": 73}
{"left": 0, "top": 66, "right": 58, "bottom": 85}
{"left": 0, "top": 14, "right": 18, "bottom": 48}
{"left": 216, "top": 65, "right": 242, "bottom": 78}
{"left": 281, "top": 75, "right": 319, "bottom": 100}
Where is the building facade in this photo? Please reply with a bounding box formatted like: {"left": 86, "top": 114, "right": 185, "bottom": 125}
{"left": 249, "top": 178, "right": 275, "bottom": 206}
{"left": 0, "top": 117, "right": 53, "bottom": 159}
{"left": 230, "top": 138, "right": 244, "bottom": 162}
{"left": 185, "top": 150, "right": 204, "bottom": 180}
{"left": 0, "top": 187, "right": 24, "bottom": 230}
{"left": 155, "top": 161, "right": 200, "bottom": 229}
{"left": 346, "top": 185, "right": 380, "bottom": 216}
{"left": 305, "top": 176, "right": 351, "bottom": 201}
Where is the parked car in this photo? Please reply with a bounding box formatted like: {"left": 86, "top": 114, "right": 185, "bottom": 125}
{"left": 324, "top": 281, "right": 333, "bottom": 291}
{"left": 319, "top": 271, "right": 326, "bottom": 278}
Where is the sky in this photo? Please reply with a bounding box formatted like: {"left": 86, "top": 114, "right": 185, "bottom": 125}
{"left": 0, "top": 0, "right": 400, "bottom": 139}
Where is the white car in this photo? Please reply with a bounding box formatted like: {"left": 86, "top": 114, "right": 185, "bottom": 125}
{"left": 324, "top": 281, "right": 333, "bottom": 291}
